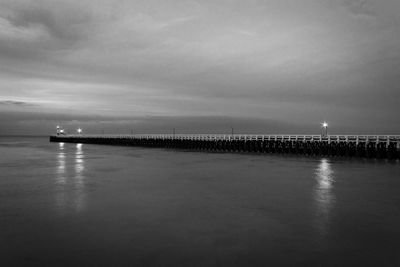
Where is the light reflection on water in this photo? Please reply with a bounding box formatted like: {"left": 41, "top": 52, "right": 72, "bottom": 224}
{"left": 55, "top": 143, "right": 86, "bottom": 214}
{"left": 56, "top": 143, "right": 65, "bottom": 184}
{"left": 55, "top": 143, "right": 66, "bottom": 211}
{"left": 75, "top": 143, "right": 84, "bottom": 183}
{"left": 74, "top": 143, "right": 86, "bottom": 212}
{"left": 313, "top": 158, "right": 335, "bottom": 238}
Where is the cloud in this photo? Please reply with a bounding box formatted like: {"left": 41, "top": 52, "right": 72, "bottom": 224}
{"left": 0, "top": 0, "right": 92, "bottom": 61}
{"left": 342, "top": 0, "right": 376, "bottom": 17}
{"left": 0, "top": 100, "right": 37, "bottom": 106}
{"left": 0, "top": 0, "right": 399, "bottom": 134}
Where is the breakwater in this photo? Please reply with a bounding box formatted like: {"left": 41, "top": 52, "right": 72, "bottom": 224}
{"left": 49, "top": 134, "right": 400, "bottom": 159}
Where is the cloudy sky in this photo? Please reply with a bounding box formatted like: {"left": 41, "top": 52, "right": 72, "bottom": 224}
{"left": 0, "top": 0, "right": 399, "bottom": 135}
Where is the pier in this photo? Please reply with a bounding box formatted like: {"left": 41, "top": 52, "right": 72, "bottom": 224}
{"left": 50, "top": 134, "right": 400, "bottom": 159}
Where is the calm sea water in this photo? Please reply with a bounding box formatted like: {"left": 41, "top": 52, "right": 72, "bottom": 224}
{"left": 1, "top": 136, "right": 400, "bottom": 266}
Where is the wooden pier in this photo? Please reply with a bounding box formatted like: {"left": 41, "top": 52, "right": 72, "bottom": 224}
{"left": 50, "top": 134, "right": 400, "bottom": 159}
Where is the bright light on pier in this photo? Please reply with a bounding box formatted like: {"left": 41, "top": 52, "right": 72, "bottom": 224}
{"left": 321, "top": 122, "right": 328, "bottom": 137}
{"left": 77, "top": 128, "right": 82, "bottom": 134}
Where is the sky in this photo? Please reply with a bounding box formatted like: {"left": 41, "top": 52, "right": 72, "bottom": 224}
{"left": 0, "top": 0, "right": 399, "bottom": 135}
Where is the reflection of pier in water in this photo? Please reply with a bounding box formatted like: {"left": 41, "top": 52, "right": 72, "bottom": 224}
{"left": 313, "top": 158, "right": 335, "bottom": 239}
{"left": 55, "top": 142, "right": 86, "bottom": 214}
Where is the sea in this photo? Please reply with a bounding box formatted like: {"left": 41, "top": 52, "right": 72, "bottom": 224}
{"left": 1, "top": 136, "right": 400, "bottom": 266}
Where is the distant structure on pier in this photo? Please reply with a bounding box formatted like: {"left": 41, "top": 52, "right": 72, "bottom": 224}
{"left": 56, "top": 126, "right": 66, "bottom": 135}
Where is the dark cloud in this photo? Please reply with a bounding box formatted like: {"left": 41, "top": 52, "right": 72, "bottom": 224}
{"left": 342, "top": 0, "right": 376, "bottom": 17}
{"left": 0, "top": 100, "right": 36, "bottom": 106}
{"left": 0, "top": 0, "right": 92, "bottom": 61}
{"left": 28, "top": 4, "right": 89, "bottom": 41}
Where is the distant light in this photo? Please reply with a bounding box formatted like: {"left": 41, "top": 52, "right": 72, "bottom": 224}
{"left": 60, "top": 129, "right": 64, "bottom": 133}
{"left": 322, "top": 122, "right": 328, "bottom": 128}
{"left": 56, "top": 125, "right": 60, "bottom": 129}
{"left": 77, "top": 128, "right": 82, "bottom": 134}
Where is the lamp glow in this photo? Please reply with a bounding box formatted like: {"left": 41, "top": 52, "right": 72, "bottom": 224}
{"left": 321, "top": 121, "right": 328, "bottom": 137}
{"left": 77, "top": 128, "right": 82, "bottom": 134}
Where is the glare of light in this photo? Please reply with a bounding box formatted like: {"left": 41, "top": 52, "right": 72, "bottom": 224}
{"left": 316, "top": 158, "right": 333, "bottom": 189}
{"left": 60, "top": 129, "right": 64, "bottom": 133}
{"left": 57, "top": 125, "right": 60, "bottom": 129}
{"left": 77, "top": 128, "right": 82, "bottom": 134}
{"left": 322, "top": 122, "right": 328, "bottom": 128}
{"left": 314, "top": 158, "right": 335, "bottom": 237}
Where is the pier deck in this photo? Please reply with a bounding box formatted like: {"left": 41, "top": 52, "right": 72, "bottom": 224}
{"left": 50, "top": 134, "right": 400, "bottom": 159}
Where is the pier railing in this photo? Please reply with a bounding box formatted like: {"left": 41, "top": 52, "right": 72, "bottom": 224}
{"left": 53, "top": 134, "right": 400, "bottom": 144}
{"left": 50, "top": 134, "right": 400, "bottom": 159}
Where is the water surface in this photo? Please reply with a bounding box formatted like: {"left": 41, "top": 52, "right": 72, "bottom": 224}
{"left": 1, "top": 136, "right": 400, "bottom": 266}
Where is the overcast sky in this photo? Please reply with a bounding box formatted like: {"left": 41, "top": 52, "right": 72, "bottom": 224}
{"left": 1, "top": 0, "right": 399, "bottom": 135}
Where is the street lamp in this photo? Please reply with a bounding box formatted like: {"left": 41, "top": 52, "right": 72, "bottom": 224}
{"left": 321, "top": 122, "right": 328, "bottom": 137}
{"left": 77, "top": 128, "right": 82, "bottom": 134}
